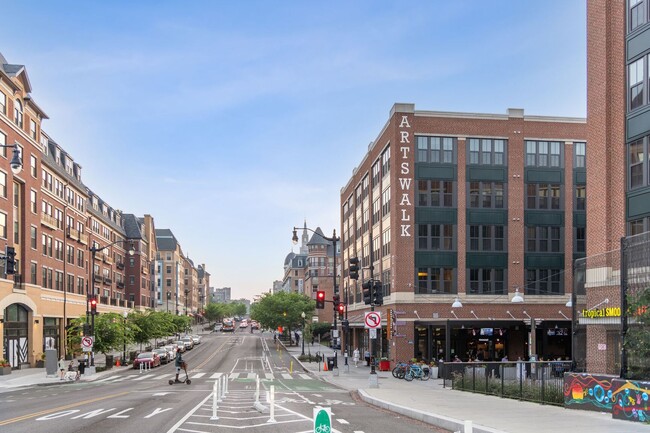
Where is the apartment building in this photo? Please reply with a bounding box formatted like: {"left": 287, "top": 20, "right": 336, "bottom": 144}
{"left": 197, "top": 264, "right": 210, "bottom": 314}
{"left": 123, "top": 214, "right": 158, "bottom": 310}
{"left": 341, "top": 103, "right": 586, "bottom": 365}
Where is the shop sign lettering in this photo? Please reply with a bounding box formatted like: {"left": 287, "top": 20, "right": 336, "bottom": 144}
{"left": 398, "top": 115, "right": 412, "bottom": 237}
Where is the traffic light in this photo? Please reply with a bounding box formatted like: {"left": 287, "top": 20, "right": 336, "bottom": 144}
{"left": 4, "top": 246, "right": 16, "bottom": 274}
{"left": 90, "top": 297, "right": 98, "bottom": 315}
{"left": 332, "top": 294, "right": 340, "bottom": 311}
{"left": 316, "top": 291, "right": 325, "bottom": 309}
{"left": 349, "top": 257, "right": 359, "bottom": 280}
{"left": 82, "top": 323, "right": 91, "bottom": 336}
{"left": 341, "top": 319, "right": 349, "bottom": 331}
{"left": 362, "top": 280, "right": 372, "bottom": 305}
{"left": 337, "top": 302, "right": 344, "bottom": 320}
{"left": 372, "top": 280, "right": 384, "bottom": 306}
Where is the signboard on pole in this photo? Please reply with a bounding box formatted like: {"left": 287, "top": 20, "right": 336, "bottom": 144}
{"left": 364, "top": 312, "right": 381, "bottom": 329}
{"left": 369, "top": 328, "right": 377, "bottom": 339}
{"left": 313, "top": 407, "right": 331, "bottom": 433}
{"left": 81, "top": 336, "right": 94, "bottom": 352}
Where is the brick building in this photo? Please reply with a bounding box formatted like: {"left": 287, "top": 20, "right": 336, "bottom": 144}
{"left": 341, "top": 103, "right": 586, "bottom": 366}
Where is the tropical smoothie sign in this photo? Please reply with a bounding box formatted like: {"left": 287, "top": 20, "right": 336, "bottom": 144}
{"left": 581, "top": 307, "right": 621, "bottom": 319}
{"left": 398, "top": 115, "right": 412, "bottom": 238}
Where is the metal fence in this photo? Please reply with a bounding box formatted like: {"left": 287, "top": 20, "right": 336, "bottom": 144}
{"left": 441, "top": 361, "right": 569, "bottom": 406}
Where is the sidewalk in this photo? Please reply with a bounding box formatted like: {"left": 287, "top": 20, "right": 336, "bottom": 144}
{"left": 282, "top": 341, "right": 649, "bottom": 433}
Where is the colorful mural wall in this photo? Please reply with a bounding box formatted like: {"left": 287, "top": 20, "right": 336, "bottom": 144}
{"left": 564, "top": 373, "right": 650, "bottom": 423}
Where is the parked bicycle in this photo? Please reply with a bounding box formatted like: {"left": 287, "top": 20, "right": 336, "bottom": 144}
{"left": 404, "top": 363, "right": 431, "bottom": 381}
{"left": 392, "top": 362, "right": 410, "bottom": 379}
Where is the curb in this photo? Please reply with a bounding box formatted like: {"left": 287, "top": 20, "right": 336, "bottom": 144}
{"left": 357, "top": 389, "right": 507, "bottom": 433}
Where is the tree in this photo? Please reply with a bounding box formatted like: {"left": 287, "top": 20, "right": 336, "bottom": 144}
{"left": 624, "top": 286, "right": 650, "bottom": 379}
{"left": 251, "top": 292, "right": 315, "bottom": 343}
{"left": 204, "top": 302, "right": 224, "bottom": 326}
{"left": 67, "top": 313, "right": 132, "bottom": 356}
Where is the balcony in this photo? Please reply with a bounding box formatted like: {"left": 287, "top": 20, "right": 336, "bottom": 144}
{"left": 103, "top": 276, "right": 112, "bottom": 285}
{"left": 142, "top": 266, "right": 149, "bottom": 275}
{"left": 116, "top": 262, "right": 125, "bottom": 270}
{"left": 116, "top": 281, "right": 125, "bottom": 289}
{"left": 66, "top": 227, "right": 88, "bottom": 245}
{"left": 41, "top": 213, "right": 58, "bottom": 230}
{"left": 102, "top": 254, "right": 113, "bottom": 265}
{"left": 100, "top": 296, "right": 109, "bottom": 304}
{"left": 110, "top": 298, "right": 118, "bottom": 306}
{"left": 93, "top": 274, "right": 103, "bottom": 283}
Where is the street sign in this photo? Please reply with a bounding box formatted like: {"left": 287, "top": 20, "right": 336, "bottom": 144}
{"left": 81, "top": 336, "right": 94, "bottom": 352}
{"left": 369, "top": 328, "right": 377, "bottom": 339}
{"left": 313, "top": 407, "right": 331, "bottom": 433}
{"left": 364, "top": 312, "right": 381, "bottom": 329}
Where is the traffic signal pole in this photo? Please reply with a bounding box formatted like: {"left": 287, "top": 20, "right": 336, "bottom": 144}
{"left": 368, "top": 236, "right": 376, "bottom": 376}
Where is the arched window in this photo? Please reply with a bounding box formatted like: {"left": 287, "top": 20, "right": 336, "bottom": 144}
{"left": 14, "top": 98, "right": 23, "bottom": 128}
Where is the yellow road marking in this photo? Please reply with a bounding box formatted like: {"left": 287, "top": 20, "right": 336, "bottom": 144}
{"left": 0, "top": 391, "right": 129, "bottom": 426}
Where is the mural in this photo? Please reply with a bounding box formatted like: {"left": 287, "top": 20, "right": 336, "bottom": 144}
{"left": 611, "top": 379, "right": 650, "bottom": 423}
{"left": 564, "top": 373, "right": 650, "bottom": 423}
{"left": 564, "top": 373, "right": 616, "bottom": 412}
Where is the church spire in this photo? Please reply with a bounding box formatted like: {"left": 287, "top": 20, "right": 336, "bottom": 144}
{"left": 300, "top": 219, "right": 309, "bottom": 255}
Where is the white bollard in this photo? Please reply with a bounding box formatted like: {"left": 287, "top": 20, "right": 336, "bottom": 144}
{"left": 216, "top": 376, "right": 223, "bottom": 402}
{"left": 255, "top": 374, "right": 260, "bottom": 404}
{"left": 139, "top": 363, "right": 143, "bottom": 373}
{"left": 220, "top": 375, "right": 226, "bottom": 399}
{"left": 224, "top": 373, "right": 229, "bottom": 394}
{"left": 266, "top": 385, "right": 276, "bottom": 423}
{"left": 464, "top": 420, "right": 473, "bottom": 433}
{"left": 211, "top": 381, "right": 219, "bottom": 420}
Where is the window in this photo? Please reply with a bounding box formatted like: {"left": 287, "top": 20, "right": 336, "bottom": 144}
{"left": 371, "top": 161, "right": 380, "bottom": 188}
{"left": 55, "top": 271, "right": 63, "bottom": 291}
{"left": 526, "top": 183, "right": 562, "bottom": 210}
{"left": 381, "top": 146, "right": 390, "bottom": 178}
{"left": 468, "top": 182, "right": 504, "bottom": 209}
{"left": 166, "top": 265, "right": 172, "bottom": 273}
{"left": 576, "top": 227, "right": 586, "bottom": 253}
{"left": 78, "top": 277, "right": 85, "bottom": 295}
{"left": 468, "top": 225, "right": 505, "bottom": 252}
{"left": 14, "top": 99, "right": 23, "bottom": 128}
{"left": 0, "top": 92, "right": 5, "bottom": 115}
{"left": 78, "top": 249, "right": 84, "bottom": 267}
{"left": 0, "top": 131, "right": 5, "bottom": 158}
{"left": 0, "top": 212, "right": 6, "bottom": 238}
{"left": 525, "top": 141, "right": 563, "bottom": 167}
{"left": 381, "top": 187, "right": 390, "bottom": 216}
{"left": 30, "top": 262, "right": 37, "bottom": 284}
{"left": 382, "top": 228, "right": 391, "bottom": 257}
{"left": 30, "top": 226, "right": 37, "bottom": 249}
{"left": 417, "top": 224, "right": 454, "bottom": 251}
{"left": 574, "top": 142, "right": 586, "bottom": 168}
{"left": 418, "top": 180, "right": 454, "bottom": 207}
{"left": 526, "top": 269, "right": 562, "bottom": 295}
{"left": 575, "top": 185, "right": 586, "bottom": 211}
{"left": 166, "top": 278, "right": 171, "bottom": 287}
{"left": 526, "top": 226, "right": 562, "bottom": 252}
{"left": 55, "top": 240, "right": 63, "bottom": 260}
{"left": 629, "top": 138, "right": 646, "bottom": 189}
{"left": 381, "top": 269, "right": 391, "bottom": 296}
{"left": 631, "top": 0, "right": 647, "bottom": 31}
{"left": 416, "top": 136, "right": 455, "bottom": 163}
{"left": 67, "top": 245, "right": 74, "bottom": 264}
{"left": 0, "top": 171, "right": 5, "bottom": 198}
{"left": 630, "top": 57, "right": 645, "bottom": 110}
{"left": 629, "top": 217, "right": 649, "bottom": 235}
{"left": 30, "top": 119, "right": 37, "bottom": 139}
{"left": 467, "top": 138, "right": 506, "bottom": 165}
{"left": 468, "top": 268, "right": 505, "bottom": 294}
{"left": 371, "top": 198, "right": 380, "bottom": 225}
{"left": 417, "top": 267, "right": 454, "bottom": 294}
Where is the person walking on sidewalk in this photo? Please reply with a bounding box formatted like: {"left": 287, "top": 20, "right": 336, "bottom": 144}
{"left": 58, "top": 357, "right": 66, "bottom": 380}
{"left": 364, "top": 349, "right": 370, "bottom": 366}
{"left": 353, "top": 348, "right": 360, "bottom": 367}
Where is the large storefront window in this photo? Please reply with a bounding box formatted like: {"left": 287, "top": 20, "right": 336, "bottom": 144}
{"left": 43, "top": 317, "right": 61, "bottom": 354}
{"left": 3, "top": 304, "right": 29, "bottom": 368}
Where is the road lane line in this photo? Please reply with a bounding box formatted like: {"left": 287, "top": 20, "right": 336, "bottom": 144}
{"left": 165, "top": 392, "right": 213, "bottom": 433}
{"left": 209, "top": 373, "right": 223, "bottom": 379}
{"left": 299, "top": 374, "right": 311, "bottom": 379}
{"left": 0, "top": 391, "right": 129, "bottom": 427}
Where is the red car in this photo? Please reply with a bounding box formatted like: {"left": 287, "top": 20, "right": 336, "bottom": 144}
{"left": 132, "top": 352, "right": 161, "bottom": 369}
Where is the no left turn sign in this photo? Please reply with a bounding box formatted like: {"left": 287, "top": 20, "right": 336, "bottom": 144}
{"left": 81, "top": 336, "right": 94, "bottom": 352}
{"left": 364, "top": 312, "right": 381, "bottom": 329}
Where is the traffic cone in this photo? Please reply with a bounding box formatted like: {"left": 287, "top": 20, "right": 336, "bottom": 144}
{"left": 116, "top": 358, "right": 121, "bottom": 367}
{"left": 323, "top": 359, "right": 328, "bottom": 371}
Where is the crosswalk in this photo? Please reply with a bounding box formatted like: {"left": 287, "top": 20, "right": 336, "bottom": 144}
{"left": 95, "top": 371, "right": 312, "bottom": 383}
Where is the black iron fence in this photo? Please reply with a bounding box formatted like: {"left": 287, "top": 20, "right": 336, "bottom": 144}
{"left": 441, "top": 361, "right": 570, "bottom": 406}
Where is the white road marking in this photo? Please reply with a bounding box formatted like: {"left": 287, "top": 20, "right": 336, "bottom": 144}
{"left": 299, "top": 374, "right": 311, "bottom": 379}
{"left": 264, "top": 372, "right": 274, "bottom": 379}
{"left": 191, "top": 373, "right": 206, "bottom": 378}
{"left": 281, "top": 373, "right": 292, "bottom": 379}
{"left": 337, "top": 418, "right": 350, "bottom": 424}
{"left": 209, "top": 372, "right": 223, "bottom": 379}
{"left": 133, "top": 374, "right": 155, "bottom": 381}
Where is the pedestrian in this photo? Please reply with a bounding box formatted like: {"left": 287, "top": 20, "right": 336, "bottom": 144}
{"left": 273, "top": 332, "right": 277, "bottom": 343}
{"left": 58, "top": 356, "right": 66, "bottom": 380}
{"left": 311, "top": 335, "right": 315, "bottom": 346}
{"left": 294, "top": 331, "right": 300, "bottom": 346}
{"left": 353, "top": 348, "right": 360, "bottom": 367}
{"left": 364, "top": 349, "right": 370, "bottom": 366}
{"left": 174, "top": 349, "right": 185, "bottom": 383}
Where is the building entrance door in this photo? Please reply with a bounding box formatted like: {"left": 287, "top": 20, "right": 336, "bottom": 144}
{"left": 3, "top": 304, "right": 29, "bottom": 369}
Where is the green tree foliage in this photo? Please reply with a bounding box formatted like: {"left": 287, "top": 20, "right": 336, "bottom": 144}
{"left": 204, "top": 302, "right": 224, "bottom": 325}
{"left": 251, "top": 292, "right": 315, "bottom": 332}
{"left": 624, "top": 287, "right": 650, "bottom": 379}
{"left": 67, "top": 313, "right": 134, "bottom": 355}
{"left": 230, "top": 302, "right": 248, "bottom": 318}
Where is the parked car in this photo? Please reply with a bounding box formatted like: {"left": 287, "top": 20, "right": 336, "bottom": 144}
{"left": 164, "top": 344, "right": 177, "bottom": 360}
{"left": 191, "top": 335, "right": 201, "bottom": 345}
{"left": 133, "top": 352, "right": 161, "bottom": 369}
{"left": 175, "top": 341, "right": 186, "bottom": 353}
{"left": 153, "top": 348, "right": 169, "bottom": 364}
{"left": 239, "top": 320, "right": 248, "bottom": 329}
{"left": 214, "top": 323, "right": 223, "bottom": 332}
{"left": 181, "top": 337, "right": 194, "bottom": 350}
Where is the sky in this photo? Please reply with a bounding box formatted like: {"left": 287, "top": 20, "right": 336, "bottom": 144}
{"left": 1, "top": 1, "right": 586, "bottom": 301}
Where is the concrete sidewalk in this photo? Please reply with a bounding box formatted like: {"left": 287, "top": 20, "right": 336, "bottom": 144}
{"left": 282, "top": 341, "right": 648, "bottom": 433}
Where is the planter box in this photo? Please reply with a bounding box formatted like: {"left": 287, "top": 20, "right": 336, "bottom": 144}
{"left": 0, "top": 366, "right": 11, "bottom": 375}
{"left": 379, "top": 360, "right": 391, "bottom": 371}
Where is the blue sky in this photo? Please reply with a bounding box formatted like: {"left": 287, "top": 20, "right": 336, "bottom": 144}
{"left": 1, "top": 1, "right": 586, "bottom": 301}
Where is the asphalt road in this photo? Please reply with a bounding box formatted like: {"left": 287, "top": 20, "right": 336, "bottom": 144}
{"left": 0, "top": 329, "right": 448, "bottom": 433}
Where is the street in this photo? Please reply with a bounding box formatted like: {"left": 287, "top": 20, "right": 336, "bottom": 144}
{"left": 0, "top": 330, "right": 447, "bottom": 433}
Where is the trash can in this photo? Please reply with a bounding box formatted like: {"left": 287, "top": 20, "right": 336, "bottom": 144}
{"left": 78, "top": 360, "right": 86, "bottom": 375}
{"left": 326, "top": 356, "right": 335, "bottom": 371}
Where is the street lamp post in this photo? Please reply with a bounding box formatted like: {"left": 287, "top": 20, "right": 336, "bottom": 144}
{"left": 184, "top": 288, "right": 189, "bottom": 316}
{"left": 0, "top": 142, "right": 23, "bottom": 175}
{"left": 301, "top": 312, "right": 306, "bottom": 356}
{"left": 166, "top": 291, "right": 171, "bottom": 313}
{"left": 89, "top": 239, "right": 134, "bottom": 366}
{"left": 293, "top": 226, "right": 339, "bottom": 366}
{"left": 122, "top": 311, "right": 128, "bottom": 365}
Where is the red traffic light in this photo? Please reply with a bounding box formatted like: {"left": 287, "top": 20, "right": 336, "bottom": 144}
{"left": 90, "top": 297, "right": 98, "bottom": 314}
{"left": 316, "top": 291, "right": 325, "bottom": 309}
{"left": 337, "top": 303, "right": 344, "bottom": 313}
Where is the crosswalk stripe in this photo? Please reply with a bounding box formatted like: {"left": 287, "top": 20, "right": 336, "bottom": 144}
{"left": 281, "top": 373, "right": 292, "bottom": 379}
{"left": 264, "top": 372, "right": 273, "bottom": 380}
{"left": 299, "top": 374, "right": 311, "bottom": 379}
{"left": 246, "top": 373, "right": 257, "bottom": 379}
{"left": 109, "top": 376, "right": 128, "bottom": 382}
{"left": 133, "top": 374, "right": 155, "bottom": 381}
{"left": 209, "top": 373, "right": 223, "bottom": 379}
{"left": 192, "top": 373, "right": 206, "bottom": 378}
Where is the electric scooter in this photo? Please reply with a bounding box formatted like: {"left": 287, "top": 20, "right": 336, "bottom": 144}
{"left": 169, "top": 361, "right": 191, "bottom": 385}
